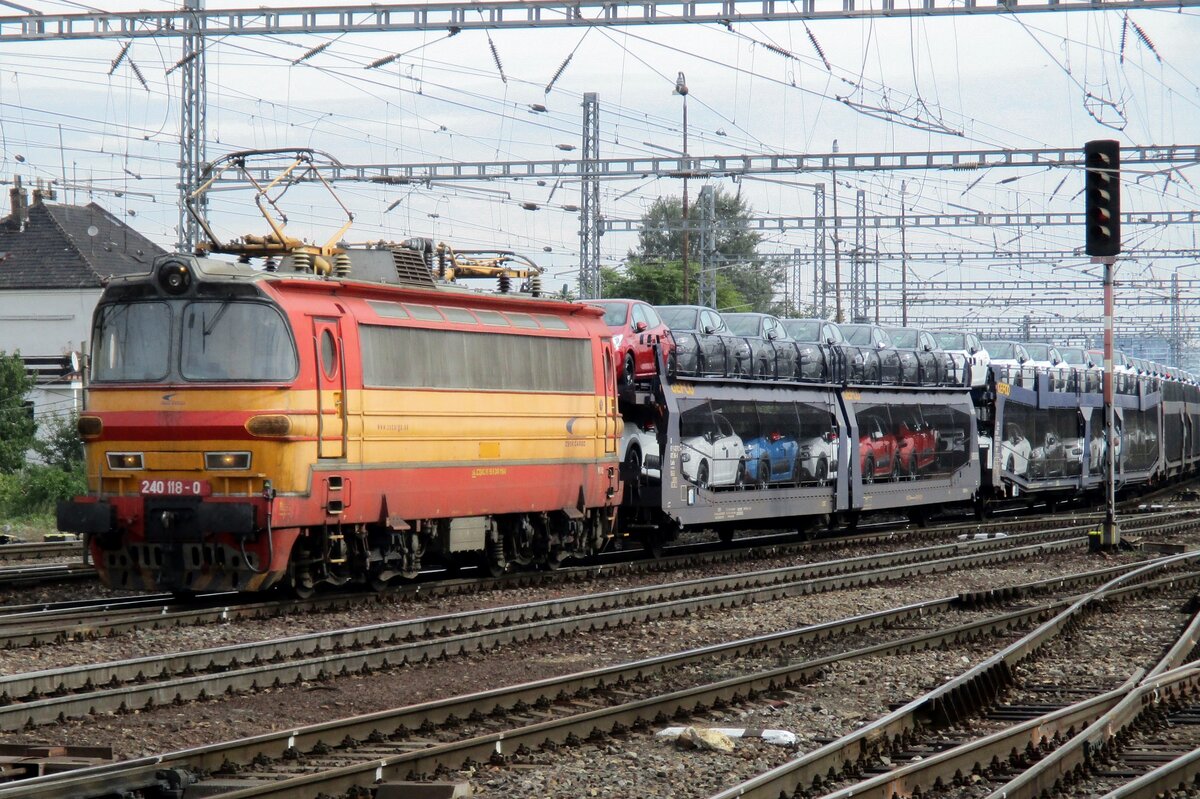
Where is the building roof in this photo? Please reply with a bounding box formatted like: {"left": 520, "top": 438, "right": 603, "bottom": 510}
{"left": 0, "top": 200, "right": 166, "bottom": 290}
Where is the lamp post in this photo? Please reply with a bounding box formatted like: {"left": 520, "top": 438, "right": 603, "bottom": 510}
{"left": 675, "top": 72, "right": 690, "bottom": 305}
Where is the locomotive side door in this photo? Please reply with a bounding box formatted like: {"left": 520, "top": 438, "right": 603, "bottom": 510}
{"left": 312, "top": 318, "right": 346, "bottom": 459}
{"left": 602, "top": 342, "right": 618, "bottom": 454}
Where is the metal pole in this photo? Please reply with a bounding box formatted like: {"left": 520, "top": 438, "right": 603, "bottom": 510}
{"left": 900, "top": 180, "right": 907, "bottom": 327}
{"left": 832, "top": 173, "right": 842, "bottom": 322}
{"left": 1098, "top": 254, "right": 1120, "bottom": 546}
{"left": 676, "top": 73, "right": 690, "bottom": 305}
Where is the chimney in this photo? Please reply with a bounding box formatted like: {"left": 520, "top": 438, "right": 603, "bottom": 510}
{"left": 31, "top": 177, "right": 56, "bottom": 206}
{"left": 8, "top": 175, "right": 28, "bottom": 231}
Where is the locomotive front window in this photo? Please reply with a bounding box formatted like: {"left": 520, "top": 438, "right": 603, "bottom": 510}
{"left": 180, "top": 301, "right": 297, "bottom": 381}
{"left": 92, "top": 302, "right": 171, "bottom": 382}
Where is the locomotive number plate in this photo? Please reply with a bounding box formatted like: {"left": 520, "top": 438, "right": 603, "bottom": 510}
{"left": 141, "top": 479, "right": 212, "bottom": 497}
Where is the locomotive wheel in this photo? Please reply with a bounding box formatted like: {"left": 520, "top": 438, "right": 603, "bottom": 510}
{"left": 864, "top": 457, "right": 875, "bottom": 484}
{"left": 369, "top": 574, "right": 392, "bottom": 593}
{"left": 483, "top": 553, "right": 507, "bottom": 579}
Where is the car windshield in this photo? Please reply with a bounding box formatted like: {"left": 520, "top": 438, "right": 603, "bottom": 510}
{"left": 1024, "top": 344, "right": 1050, "bottom": 360}
{"left": 936, "top": 332, "right": 967, "bottom": 350}
{"left": 724, "top": 315, "right": 760, "bottom": 336}
{"left": 657, "top": 307, "right": 699, "bottom": 330}
{"left": 781, "top": 319, "right": 821, "bottom": 341}
{"left": 596, "top": 303, "right": 628, "bottom": 326}
{"left": 1060, "top": 347, "right": 1088, "bottom": 365}
{"left": 841, "top": 325, "right": 872, "bottom": 346}
{"left": 985, "top": 342, "right": 1018, "bottom": 359}
{"left": 888, "top": 330, "right": 918, "bottom": 348}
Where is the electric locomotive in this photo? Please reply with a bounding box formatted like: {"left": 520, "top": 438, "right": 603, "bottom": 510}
{"left": 58, "top": 247, "right": 622, "bottom": 594}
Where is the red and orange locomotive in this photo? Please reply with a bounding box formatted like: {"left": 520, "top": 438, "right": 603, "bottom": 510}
{"left": 58, "top": 246, "right": 622, "bottom": 594}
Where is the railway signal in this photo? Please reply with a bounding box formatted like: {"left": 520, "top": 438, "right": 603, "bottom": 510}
{"left": 1084, "top": 139, "right": 1121, "bottom": 257}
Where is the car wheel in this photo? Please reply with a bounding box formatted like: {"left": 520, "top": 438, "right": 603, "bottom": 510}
{"left": 621, "top": 353, "right": 636, "bottom": 386}
{"left": 667, "top": 352, "right": 678, "bottom": 379}
{"left": 816, "top": 458, "right": 828, "bottom": 486}
{"left": 735, "top": 458, "right": 746, "bottom": 485}
{"left": 697, "top": 460, "right": 710, "bottom": 489}
{"left": 864, "top": 456, "right": 875, "bottom": 484}
{"left": 624, "top": 445, "right": 642, "bottom": 483}
{"left": 891, "top": 455, "right": 901, "bottom": 481}
{"left": 907, "top": 456, "right": 917, "bottom": 480}
{"left": 1005, "top": 454, "right": 1015, "bottom": 473}
{"left": 755, "top": 457, "right": 770, "bottom": 489}
{"left": 696, "top": 354, "right": 707, "bottom": 376}
{"left": 758, "top": 358, "right": 770, "bottom": 380}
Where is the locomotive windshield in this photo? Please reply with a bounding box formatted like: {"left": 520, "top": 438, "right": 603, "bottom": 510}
{"left": 92, "top": 299, "right": 298, "bottom": 383}
{"left": 93, "top": 302, "right": 172, "bottom": 382}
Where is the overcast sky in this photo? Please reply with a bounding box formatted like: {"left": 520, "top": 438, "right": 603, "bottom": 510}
{"left": 2, "top": 0, "right": 1199, "bottom": 330}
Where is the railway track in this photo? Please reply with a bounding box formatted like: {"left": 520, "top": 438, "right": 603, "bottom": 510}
{"left": 6, "top": 532, "right": 1199, "bottom": 798}
{"left": 0, "top": 540, "right": 81, "bottom": 564}
{"left": 0, "top": 524, "right": 1111, "bottom": 731}
{"left": 0, "top": 508, "right": 1144, "bottom": 648}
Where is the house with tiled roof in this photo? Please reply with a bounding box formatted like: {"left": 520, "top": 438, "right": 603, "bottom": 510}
{"left": 0, "top": 178, "right": 166, "bottom": 441}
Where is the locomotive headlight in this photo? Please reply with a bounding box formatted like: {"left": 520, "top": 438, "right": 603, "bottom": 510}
{"left": 157, "top": 260, "right": 193, "bottom": 295}
{"left": 205, "top": 451, "right": 251, "bottom": 470}
{"left": 106, "top": 452, "right": 144, "bottom": 470}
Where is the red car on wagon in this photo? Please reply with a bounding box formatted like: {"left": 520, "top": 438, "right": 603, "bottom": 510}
{"left": 587, "top": 299, "right": 675, "bottom": 385}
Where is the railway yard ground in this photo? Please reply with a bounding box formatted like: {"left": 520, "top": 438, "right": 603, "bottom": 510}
{"left": 3, "top": 502, "right": 1200, "bottom": 799}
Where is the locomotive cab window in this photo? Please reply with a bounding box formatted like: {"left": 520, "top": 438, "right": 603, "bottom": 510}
{"left": 181, "top": 301, "right": 298, "bottom": 381}
{"left": 92, "top": 302, "right": 172, "bottom": 382}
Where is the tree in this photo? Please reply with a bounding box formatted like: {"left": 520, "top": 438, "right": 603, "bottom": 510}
{"left": 600, "top": 259, "right": 744, "bottom": 310}
{"left": 0, "top": 351, "right": 36, "bottom": 473}
{"left": 35, "top": 410, "right": 84, "bottom": 471}
{"left": 620, "top": 187, "right": 785, "bottom": 312}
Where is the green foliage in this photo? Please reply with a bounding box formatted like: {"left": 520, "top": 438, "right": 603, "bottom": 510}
{"left": 35, "top": 411, "right": 85, "bottom": 471}
{"left": 0, "top": 463, "right": 85, "bottom": 518}
{"left": 0, "top": 351, "right": 36, "bottom": 473}
{"left": 632, "top": 188, "right": 762, "bottom": 263}
{"left": 600, "top": 260, "right": 745, "bottom": 310}
{"left": 617, "top": 188, "right": 785, "bottom": 313}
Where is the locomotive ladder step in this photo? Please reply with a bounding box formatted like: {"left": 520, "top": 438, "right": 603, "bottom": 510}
{"left": 328, "top": 532, "right": 347, "bottom": 564}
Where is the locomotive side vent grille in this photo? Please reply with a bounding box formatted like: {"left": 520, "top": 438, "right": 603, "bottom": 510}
{"left": 391, "top": 247, "right": 437, "bottom": 288}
